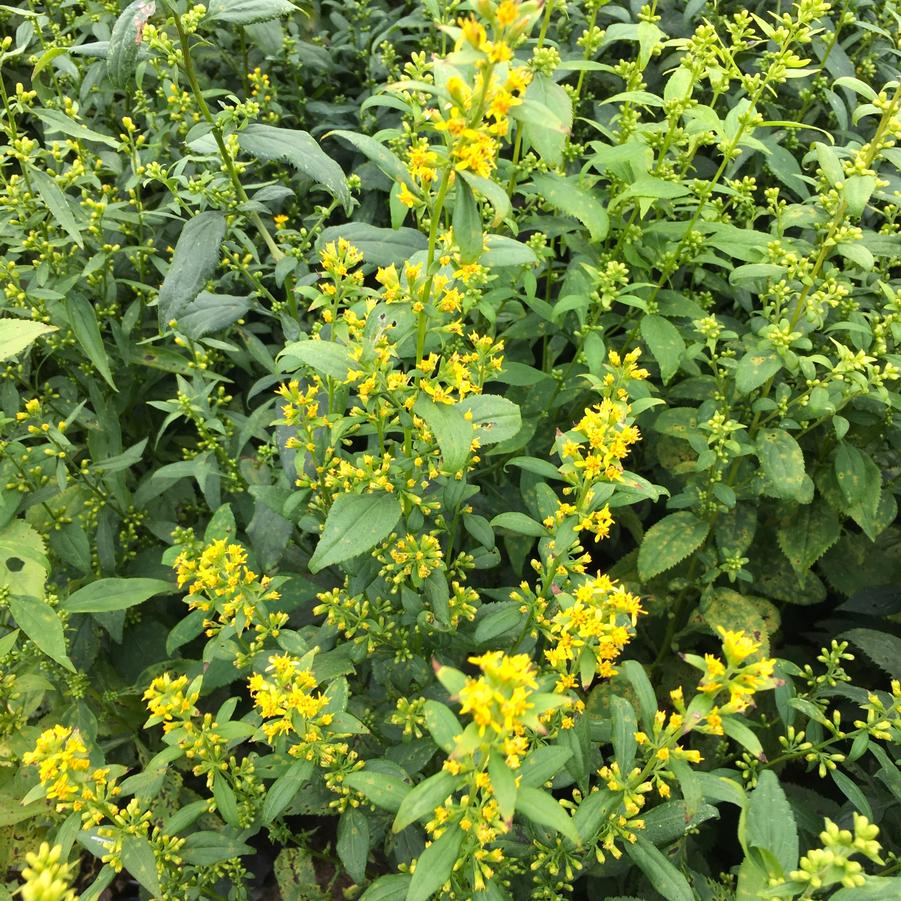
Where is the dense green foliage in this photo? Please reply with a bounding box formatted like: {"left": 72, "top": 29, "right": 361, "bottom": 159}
{"left": 1, "top": 0, "right": 900, "bottom": 898}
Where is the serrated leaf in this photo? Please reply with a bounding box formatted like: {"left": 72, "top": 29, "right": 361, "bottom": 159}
{"left": 106, "top": 0, "right": 155, "bottom": 87}
{"left": 206, "top": 0, "right": 295, "bottom": 25}
{"left": 637, "top": 512, "right": 709, "bottom": 581}
{"left": 329, "top": 130, "right": 415, "bottom": 190}
{"left": 237, "top": 124, "right": 350, "bottom": 209}
{"left": 279, "top": 338, "right": 353, "bottom": 379}
{"left": 841, "top": 629, "right": 901, "bottom": 680}
{"left": 777, "top": 503, "right": 841, "bottom": 580}
{"left": 452, "top": 176, "right": 483, "bottom": 262}
{"left": 309, "top": 493, "right": 401, "bottom": 572}
{"left": 0, "top": 319, "right": 56, "bottom": 361}
{"left": 529, "top": 173, "right": 609, "bottom": 242}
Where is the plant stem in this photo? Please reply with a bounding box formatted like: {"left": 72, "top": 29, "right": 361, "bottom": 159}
{"left": 171, "top": 12, "right": 284, "bottom": 263}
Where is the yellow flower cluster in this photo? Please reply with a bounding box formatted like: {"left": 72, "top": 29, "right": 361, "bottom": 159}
{"left": 174, "top": 538, "right": 285, "bottom": 641}
{"left": 458, "top": 651, "right": 539, "bottom": 767}
{"left": 22, "top": 726, "right": 90, "bottom": 804}
{"left": 396, "top": 2, "right": 535, "bottom": 207}
{"left": 560, "top": 398, "right": 642, "bottom": 485}
{"left": 23, "top": 726, "right": 120, "bottom": 824}
{"left": 143, "top": 672, "right": 199, "bottom": 733}
{"left": 248, "top": 654, "right": 332, "bottom": 749}
{"left": 541, "top": 573, "right": 644, "bottom": 684}
{"left": 378, "top": 531, "right": 444, "bottom": 587}
{"left": 692, "top": 626, "right": 779, "bottom": 715}
{"left": 20, "top": 843, "right": 77, "bottom": 901}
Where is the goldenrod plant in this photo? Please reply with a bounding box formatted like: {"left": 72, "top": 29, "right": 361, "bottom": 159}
{"left": 1, "top": 0, "right": 900, "bottom": 898}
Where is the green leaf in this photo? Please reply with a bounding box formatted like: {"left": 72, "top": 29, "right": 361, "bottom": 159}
{"left": 529, "top": 173, "right": 609, "bottom": 242}
{"left": 757, "top": 429, "right": 806, "bottom": 499}
{"left": 27, "top": 166, "right": 83, "bottom": 248}
{"left": 642, "top": 801, "right": 718, "bottom": 845}
{"left": 611, "top": 695, "right": 638, "bottom": 773}
{"left": 212, "top": 771, "right": 240, "bottom": 826}
{"left": 33, "top": 108, "right": 119, "bottom": 148}
{"left": 360, "top": 875, "right": 411, "bottom": 901}
{"left": 393, "top": 771, "right": 457, "bottom": 833}
{"left": 458, "top": 395, "right": 522, "bottom": 445}
{"left": 413, "top": 396, "right": 472, "bottom": 473}
{"left": 344, "top": 770, "right": 409, "bottom": 812}
{"left": 63, "top": 578, "right": 172, "bottom": 613}
{"left": 777, "top": 503, "right": 841, "bottom": 580}
{"left": 735, "top": 348, "right": 782, "bottom": 394}
{"left": 830, "top": 768, "right": 872, "bottom": 818}
{"left": 107, "top": 0, "right": 155, "bottom": 87}
{"left": 843, "top": 175, "right": 876, "bottom": 217}
{"left": 329, "top": 130, "right": 415, "bottom": 190}
{"left": 337, "top": 807, "right": 370, "bottom": 884}
{"left": 490, "top": 512, "right": 546, "bottom": 538}
{"left": 640, "top": 314, "right": 685, "bottom": 384}
{"left": 452, "top": 177, "right": 483, "bottom": 262}
{"left": 317, "top": 223, "right": 426, "bottom": 267}
{"left": 745, "top": 770, "right": 798, "bottom": 875}
{"left": 834, "top": 443, "right": 881, "bottom": 519}
{"left": 515, "top": 786, "right": 581, "bottom": 845}
{"left": 121, "top": 835, "right": 161, "bottom": 897}
{"left": 279, "top": 339, "right": 353, "bottom": 379}
{"left": 179, "top": 292, "right": 252, "bottom": 339}
{"left": 181, "top": 831, "right": 254, "bottom": 866}
{"left": 488, "top": 752, "right": 518, "bottom": 821}
{"left": 309, "top": 493, "right": 401, "bottom": 572}
{"left": 206, "top": 0, "right": 296, "bottom": 24}
{"left": 237, "top": 124, "right": 350, "bottom": 209}
{"left": 637, "top": 512, "right": 709, "bottom": 581}
{"left": 406, "top": 825, "right": 463, "bottom": 901}
{"left": 519, "top": 74, "right": 572, "bottom": 167}
{"left": 620, "top": 661, "right": 658, "bottom": 730}
{"left": 0, "top": 319, "right": 56, "bottom": 362}
{"left": 519, "top": 745, "right": 573, "bottom": 788}
{"left": 423, "top": 700, "right": 463, "bottom": 753}
{"left": 262, "top": 758, "right": 314, "bottom": 823}
{"left": 8, "top": 596, "right": 73, "bottom": 672}
{"left": 459, "top": 171, "right": 511, "bottom": 227}
{"left": 722, "top": 717, "right": 764, "bottom": 760}
{"left": 65, "top": 296, "right": 116, "bottom": 389}
{"left": 158, "top": 211, "right": 227, "bottom": 328}
{"left": 833, "top": 879, "right": 901, "bottom": 901}
{"left": 625, "top": 834, "right": 693, "bottom": 901}
{"left": 841, "top": 629, "right": 901, "bottom": 680}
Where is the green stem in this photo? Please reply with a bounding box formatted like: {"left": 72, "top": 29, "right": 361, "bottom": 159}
{"left": 416, "top": 167, "right": 452, "bottom": 368}
{"left": 171, "top": 12, "right": 284, "bottom": 262}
